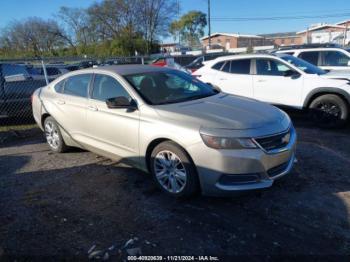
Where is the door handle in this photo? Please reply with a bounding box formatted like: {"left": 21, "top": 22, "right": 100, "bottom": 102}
{"left": 257, "top": 79, "right": 266, "bottom": 82}
{"left": 87, "top": 105, "right": 98, "bottom": 111}
{"left": 219, "top": 78, "right": 227, "bottom": 81}
{"left": 56, "top": 99, "right": 65, "bottom": 105}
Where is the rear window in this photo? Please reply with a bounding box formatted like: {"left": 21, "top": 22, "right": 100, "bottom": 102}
{"left": 54, "top": 79, "right": 65, "bottom": 93}
{"left": 230, "top": 59, "right": 251, "bottom": 74}
{"left": 2, "top": 64, "right": 29, "bottom": 77}
{"left": 211, "top": 61, "right": 225, "bottom": 70}
{"left": 63, "top": 74, "right": 92, "bottom": 98}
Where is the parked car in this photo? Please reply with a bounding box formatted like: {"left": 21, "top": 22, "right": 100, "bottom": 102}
{"left": 185, "top": 53, "right": 232, "bottom": 72}
{"left": 32, "top": 65, "right": 296, "bottom": 197}
{"left": 275, "top": 47, "right": 350, "bottom": 71}
{"left": 33, "top": 66, "right": 69, "bottom": 81}
{"left": 0, "top": 63, "right": 46, "bottom": 118}
{"left": 149, "top": 57, "right": 191, "bottom": 74}
{"left": 194, "top": 54, "right": 350, "bottom": 128}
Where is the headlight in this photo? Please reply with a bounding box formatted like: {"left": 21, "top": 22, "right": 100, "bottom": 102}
{"left": 200, "top": 134, "right": 257, "bottom": 149}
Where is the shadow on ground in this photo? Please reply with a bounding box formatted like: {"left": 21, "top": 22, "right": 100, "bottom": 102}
{"left": 1, "top": 117, "right": 350, "bottom": 259}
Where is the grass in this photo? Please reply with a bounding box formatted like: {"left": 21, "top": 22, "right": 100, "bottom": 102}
{"left": 0, "top": 123, "right": 38, "bottom": 132}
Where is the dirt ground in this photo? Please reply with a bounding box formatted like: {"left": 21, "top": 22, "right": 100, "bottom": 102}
{"left": 1, "top": 114, "right": 350, "bottom": 261}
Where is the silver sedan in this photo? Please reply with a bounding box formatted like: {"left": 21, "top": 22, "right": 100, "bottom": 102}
{"left": 32, "top": 65, "right": 296, "bottom": 197}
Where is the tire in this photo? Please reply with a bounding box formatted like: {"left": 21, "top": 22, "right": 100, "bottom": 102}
{"left": 309, "top": 94, "right": 348, "bottom": 128}
{"left": 43, "top": 116, "right": 69, "bottom": 153}
{"left": 150, "top": 141, "right": 199, "bottom": 197}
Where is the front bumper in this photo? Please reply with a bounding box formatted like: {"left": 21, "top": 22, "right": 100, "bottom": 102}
{"left": 186, "top": 127, "right": 297, "bottom": 196}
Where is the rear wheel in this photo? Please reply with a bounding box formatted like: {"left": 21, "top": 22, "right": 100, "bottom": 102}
{"left": 150, "top": 141, "right": 199, "bottom": 197}
{"left": 44, "top": 116, "right": 69, "bottom": 153}
{"left": 309, "top": 94, "right": 348, "bottom": 128}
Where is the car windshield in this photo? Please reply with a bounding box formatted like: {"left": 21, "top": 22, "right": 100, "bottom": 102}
{"left": 124, "top": 70, "right": 217, "bottom": 105}
{"left": 279, "top": 54, "right": 326, "bottom": 75}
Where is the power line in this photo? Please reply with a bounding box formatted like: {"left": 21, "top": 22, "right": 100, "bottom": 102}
{"left": 211, "top": 12, "right": 350, "bottom": 22}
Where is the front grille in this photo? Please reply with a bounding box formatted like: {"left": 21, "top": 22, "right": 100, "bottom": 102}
{"left": 267, "top": 160, "right": 290, "bottom": 178}
{"left": 254, "top": 129, "right": 291, "bottom": 152}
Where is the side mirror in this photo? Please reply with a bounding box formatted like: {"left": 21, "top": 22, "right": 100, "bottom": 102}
{"left": 283, "top": 70, "right": 295, "bottom": 77}
{"left": 347, "top": 61, "right": 350, "bottom": 66}
{"left": 106, "top": 96, "right": 137, "bottom": 110}
{"left": 283, "top": 70, "right": 300, "bottom": 79}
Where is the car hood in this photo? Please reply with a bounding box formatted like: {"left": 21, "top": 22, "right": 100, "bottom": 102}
{"left": 155, "top": 93, "right": 287, "bottom": 130}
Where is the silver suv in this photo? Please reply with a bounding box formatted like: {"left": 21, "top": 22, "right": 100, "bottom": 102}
{"left": 32, "top": 65, "right": 297, "bottom": 197}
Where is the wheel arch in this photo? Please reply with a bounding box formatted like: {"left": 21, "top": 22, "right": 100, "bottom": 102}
{"left": 41, "top": 113, "right": 51, "bottom": 128}
{"left": 303, "top": 87, "right": 350, "bottom": 108}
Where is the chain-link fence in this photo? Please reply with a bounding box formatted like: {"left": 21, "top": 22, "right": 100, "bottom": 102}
{"left": 0, "top": 52, "right": 235, "bottom": 144}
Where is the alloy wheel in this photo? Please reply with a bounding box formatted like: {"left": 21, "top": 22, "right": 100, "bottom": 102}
{"left": 45, "top": 121, "right": 60, "bottom": 150}
{"left": 154, "top": 150, "right": 187, "bottom": 193}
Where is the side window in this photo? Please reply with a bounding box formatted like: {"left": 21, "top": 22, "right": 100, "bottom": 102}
{"left": 256, "top": 59, "right": 290, "bottom": 76}
{"left": 221, "top": 61, "right": 230, "bottom": 73}
{"left": 298, "top": 51, "right": 319, "bottom": 65}
{"left": 54, "top": 80, "right": 65, "bottom": 93}
{"left": 321, "top": 51, "right": 350, "bottom": 66}
{"left": 230, "top": 59, "right": 251, "bottom": 74}
{"left": 211, "top": 61, "right": 224, "bottom": 71}
{"left": 92, "top": 74, "right": 131, "bottom": 101}
{"left": 63, "top": 74, "right": 91, "bottom": 98}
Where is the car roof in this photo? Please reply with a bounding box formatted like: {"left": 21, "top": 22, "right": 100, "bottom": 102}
{"left": 212, "top": 53, "right": 276, "bottom": 62}
{"left": 277, "top": 47, "right": 346, "bottom": 52}
{"left": 91, "top": 64, "right": 171, "bottom": 75}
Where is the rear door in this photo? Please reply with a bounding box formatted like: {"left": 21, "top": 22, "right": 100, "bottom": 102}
{"left": 86, "top": 73, "right": 139, "bottom": 160}
{"left": 213, "top": 59, "right": 254, "bottom": 98}
{"left": 252, "top": 58, "right": 303, "bottom": 107}
{"left": 53, "top": 73, "right": 92, "bottom": 144}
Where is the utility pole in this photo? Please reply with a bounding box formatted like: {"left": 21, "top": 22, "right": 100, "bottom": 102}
{"left": 208, "top": 0, "right": 211, "bottom": 49}
{"left": 177, "top": 0, "right": 180, "bottom": 46}
{"left": 344, "top": 23, "right": 348, "bottom": 47}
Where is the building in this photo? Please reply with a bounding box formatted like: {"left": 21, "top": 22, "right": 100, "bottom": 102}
{"left": 336, "top": 19, "right": 350, "bottom": 28}
{"left": 296, "top": 23, "right": 346, "bottom": 44}
{"left": 260, "top": 32, "right": 303, "bottom": 46}
{"left": 200, "top": 33, "right": 273, "bottom": 50}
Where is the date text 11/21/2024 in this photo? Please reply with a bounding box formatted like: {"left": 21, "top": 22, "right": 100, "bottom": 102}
{"left": 127, "top": 256, "right": 220, "bottom": 261}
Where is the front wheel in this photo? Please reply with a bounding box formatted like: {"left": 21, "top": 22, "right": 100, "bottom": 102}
{"left": 150, "top": 141, "right": 199, "bottom": 197}
{"left": 309, "top": 94, "right": 348, "bottom": 128}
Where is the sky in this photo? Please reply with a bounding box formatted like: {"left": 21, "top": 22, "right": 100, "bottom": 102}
{"left": 0, "top": 0, "right": 350, "bottom": 41}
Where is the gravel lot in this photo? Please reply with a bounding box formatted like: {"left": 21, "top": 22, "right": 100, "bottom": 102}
{"left": 1, "top": 114, "right": 350, "bottom": 260}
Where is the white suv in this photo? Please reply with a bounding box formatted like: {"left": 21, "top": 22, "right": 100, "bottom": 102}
{"left": 194, "top": 54, "right": 350, "bottom": 127}
{"left": 276, "top": 47, "right": 350, "bottom": 71}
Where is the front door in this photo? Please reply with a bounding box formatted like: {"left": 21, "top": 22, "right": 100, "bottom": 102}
{"left": 253, "top": 58, "right": 304, "bottom": 108}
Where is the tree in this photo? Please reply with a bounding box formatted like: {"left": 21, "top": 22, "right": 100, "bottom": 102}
{"left": 0, "top": 0, "right": 179, "bottom": 58}
{"left": 57, "top": 7, "right": 90, "bottom": 53}
{"left": 0, "top": 17, "right": 68, "bottom": 57}
{"left": 138, "top": 0, "right": 177, "bottom": 53}
{"left": 170, "top": 11, "right": 207, "bottom": 48}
